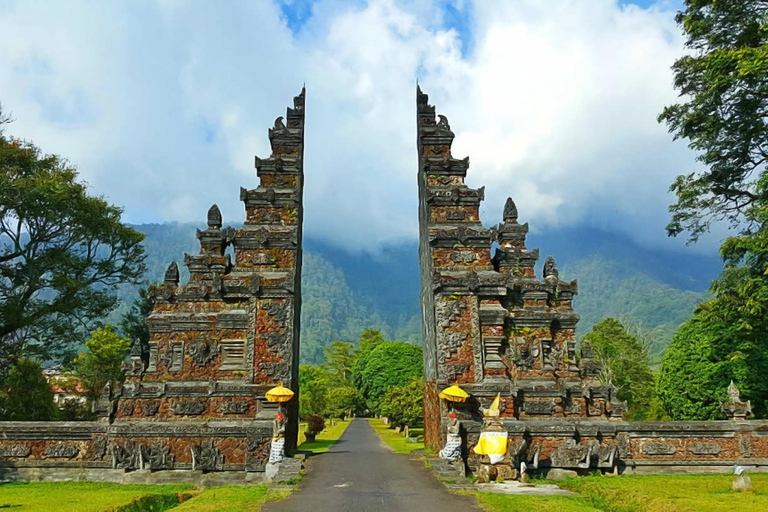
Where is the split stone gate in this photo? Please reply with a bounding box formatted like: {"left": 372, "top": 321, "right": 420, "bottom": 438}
{"left": 1, "top": 87, "right": 768, "bottom": 483}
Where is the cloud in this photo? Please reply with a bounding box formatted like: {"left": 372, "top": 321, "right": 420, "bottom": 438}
{"left": 0, "top": 0, "right": 712, "bottom": 254}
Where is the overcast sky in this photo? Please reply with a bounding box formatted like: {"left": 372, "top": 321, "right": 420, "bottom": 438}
{"left": 1, "top": 0, "right": 718, "bottom": 254}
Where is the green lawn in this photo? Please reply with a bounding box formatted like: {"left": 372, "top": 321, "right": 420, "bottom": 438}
{"left": 368, "top": 418, "right": 425, "bottom": 454}
{"left": 474, "top": 493, "right": 600, "bottom": 512}
{"left": 0, "top": 481, "right": 195, "bottom": 512}
{"left": 172, "top": 485, "right": 290, "bottom": 512}
{"left": 472, "top": 473, "right": 768, "bottom": 512}
{"left": 296, "top": 418, "right": 352, "bottom": 454}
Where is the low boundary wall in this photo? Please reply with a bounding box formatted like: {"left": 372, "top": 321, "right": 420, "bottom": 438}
{"left": 457, "top": 419, "right": 768, "bottom": 475}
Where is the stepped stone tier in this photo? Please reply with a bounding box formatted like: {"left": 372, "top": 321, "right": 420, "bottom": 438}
{"left": 416, "top": 86, "right": 768, "bottom": 475}
{"left": 0, "top": 88, "right": 306, "bottom": 483}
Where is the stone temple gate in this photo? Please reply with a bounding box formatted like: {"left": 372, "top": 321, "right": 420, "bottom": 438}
{"left": 416, "top": 86, "right": 768, "bottom": 475}
{"left": 2, "top": 86, "right": 768, "bottom": 483}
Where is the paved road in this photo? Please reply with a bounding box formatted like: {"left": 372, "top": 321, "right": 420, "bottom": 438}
{"left": 262, "top": 419, "right": 481, "bottom": 512}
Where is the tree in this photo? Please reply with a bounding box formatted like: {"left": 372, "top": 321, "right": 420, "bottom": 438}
{"left": 582, "top": 318, "right": 657, "bottom": 419}
{"left": 1, "top": 358, "right": 57, "bottom": 421}
{"left": 70, "top": 325, "right": 130, "bottom": 399}
{"left": 327, "top": 385, "right": 363, "bottom": 419}
{"left": 299, "top": 364, "right": 329, "bottom": 419}
{"left": 357, "top": 341, "right": 422, "bottom": 414}
{"left": 119, "top": 284, "right": 154, "bottom": 360}
{"left": 0, "top": 126, "right": 145, "bottom": 371}
{"left": 351, "top": 328, "right": 385, "bottom": 390}
{"left": 322, "top": 340, "right": 356, "bottom": 386}
{"left": 658, "top": 290, "right": 768, "bottom": 420}
{"left": 379, "top": 377, "right": 424, "bottom": 429}
{"left": 659, "top": 1, "right": 768, "bottom": 242}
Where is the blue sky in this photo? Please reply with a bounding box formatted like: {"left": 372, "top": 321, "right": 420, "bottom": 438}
{"left": 0, "top": 0, "right": 714, "bottom": 253}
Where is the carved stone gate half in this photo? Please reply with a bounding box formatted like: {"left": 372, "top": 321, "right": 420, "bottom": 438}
{"left": 415, "top": 87, "right": 622, "bottom": 451}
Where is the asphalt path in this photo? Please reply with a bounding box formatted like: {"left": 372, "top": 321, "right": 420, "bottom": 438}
{"left": 262, "top": 418, "right": 481, "bottom": 512}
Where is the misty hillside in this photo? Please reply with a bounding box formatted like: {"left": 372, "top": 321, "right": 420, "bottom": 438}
{"left": 113, "top": 223, "right": 720, "bottom": 365}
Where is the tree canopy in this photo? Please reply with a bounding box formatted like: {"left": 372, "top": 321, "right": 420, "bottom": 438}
{"left": 582, "top": 318, "right": 657, "bottom": 419}
{"left": 70, "top": 325, "right": 130, "bottom": 399}
{"left": 355, "top": 341, "right": 422, "bottom": 414}
{"left": 0, "top": 358, "right": 57, "bottom": 421}
{"left": 659, "top": 0, "right": 768, "bottom": 241}
{"left": 0, "top": 116, "right": 145, "bottom": 372}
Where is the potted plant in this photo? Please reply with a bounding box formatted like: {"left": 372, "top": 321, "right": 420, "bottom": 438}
{"left": 304, "top": 414, "right": 325, "bottom": 442}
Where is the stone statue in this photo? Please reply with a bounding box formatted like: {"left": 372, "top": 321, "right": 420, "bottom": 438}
{"left": 543, "top": 256, "right": 558, "bottom": 279}
{"left": 269, "top": 412, "right": 286, "bottom": 463}
{"left": 439, "top": 413, "right": 462, "bottom": 460}
{"left": 721, "top": 381, "right": 752, "bottom": 420}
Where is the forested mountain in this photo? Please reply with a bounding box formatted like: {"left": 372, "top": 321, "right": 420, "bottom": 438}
{"left": 111, "top": 223, "right": 720, "bottom": 365}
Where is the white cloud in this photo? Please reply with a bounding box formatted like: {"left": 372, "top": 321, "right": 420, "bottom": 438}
{"left": 0, "top": 0, "right": 713, "bottom": 254}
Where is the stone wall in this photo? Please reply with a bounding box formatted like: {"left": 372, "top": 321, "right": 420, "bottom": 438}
{"left": 458, "top": 419, "right": 768, "bottom": 474}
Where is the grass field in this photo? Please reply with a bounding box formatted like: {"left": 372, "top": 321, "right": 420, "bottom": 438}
{"left": 172, "top": 485, "right": 290, "bottom": 512}
{"left": 473, "top": 473, "right": 768, "bottom": 512}
{"left": 0, "top": 482, "right": 195, "bottom": 512}
{"left": 368, "top": 417, "right": 425, "bottom": 453}
{"left": 296, "top": 417, "right": 352, "bottom": 454}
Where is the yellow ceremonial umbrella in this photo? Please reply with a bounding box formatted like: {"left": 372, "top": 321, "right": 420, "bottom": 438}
{"left": 266, "top": 382, "right": 294, "bottom": 414}
{"left": 439, "top": 385, "right": 469, "bottom": 403}
{"left": 439, "top": 384, "right": 469, "bottom": 414}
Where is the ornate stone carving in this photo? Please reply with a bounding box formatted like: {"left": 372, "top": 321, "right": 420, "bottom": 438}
{"left": 688, "top": 442, "right": 721, "bottom": 456}
{"left": 164, "top": 261, "right": 179, "bottom": 285}
{"left": 642, "top": 442, "right": 676, "bottom": 455}
{"left": 551, "top": 439, "right": 593, "bottom": 468}
{"left": 187, "top": 336, "right": 218, "bottom": 366}
{"left": 523, "top": 400, "right": 556, "bottom": 415}
{"left": 120, "top": 403, "right": 135, "bottom": 416}
{"left": 93, "top": 437, "right": 107, "bottom": 459}
{"left": 111, "top": 441, "right": 140, "bottom": 470}
{"left": 45, "top": 444, "right": 80, "bottom": 458}
{"left": 141, "top": 402, "right": 160, "bottom": 416}
{"left": 436, "top": 114, "right": 453, "bottom": 136}
{"left": 220, "top": 401, "right": 250, "bottom": 414}
{"left": 171, "top": 401, "right": 206, "bottom": 416}
{"left": 0, "top": 445, "right": 31, "bottom": 457}
{"left": 191, "top": 441, "right": 224, "bottom": 472}
{"left": 141, "top": 442, "right": 174, "bottom": 470}
{"left": 503, "top": 197, "right": 518, "bottom": 222}
{"left": 738, "top": 436, "right": 753, "bottom": 458}
{"left": 207, "top": 204, "right": 222, "bottom": 229}
{"left": 543, "top": 256, "right": 558, "bottom": 279}
{"left": 721, "top": 381, "right": 752, "bottom": 420}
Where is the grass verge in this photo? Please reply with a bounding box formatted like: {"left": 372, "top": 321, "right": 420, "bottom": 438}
{"left": 368, "top": 418, "right": 425, "bottom": 454}
{"left": 470, "top": 473, "right": 768, "bottom": 512}
{"left": 0, "top": 482, "right": 195, "bottom": 512}
{"left": 172, "top": 484, "right": 291, "bottom": 512}
{"left": 297, "top": 418, "right": 352, "bottom": 454}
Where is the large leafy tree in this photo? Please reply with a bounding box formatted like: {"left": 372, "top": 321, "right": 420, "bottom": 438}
{"left": 299, "top": 364, "right": 330, "bottom": 419}
{"left": 322, "top": 340, "right": 357, "bottom": 386}
{"left": 1, "top": 357, "right": 57, "bottom": 421}
{"left": 582, "top": 318, "right": 657, "bottom": 419}
{"left": 656, "top": 1, "right": 768, "bottom": 419}
{"left": 70, "top": 325, "right": 130, "bottom": 400}
{"left": 659, "top": 0, "right": 768, "bottom": 241}
{"left": 659, "top": 210, "right": 768, "bottom": 419}
{"left": 0, "top": 113, "right": 145, "bottom": 371}
{"left": 379, "top": 377, "right": 424, "bottom": 429}
{"left": 356, "top": 341, "right": 422, "bottom": 414}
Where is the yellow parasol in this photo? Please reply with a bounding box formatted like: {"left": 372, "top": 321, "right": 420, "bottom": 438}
{"left": 266, "top": 382, "right": 294, "bottom": 403}
{"left": 439, "top": 385, "right": 470, "bottom": 403}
